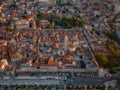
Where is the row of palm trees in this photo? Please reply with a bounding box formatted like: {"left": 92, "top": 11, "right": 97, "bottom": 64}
{"left": 66, "top": 85, "right": 117, "bottom": 90}
{"left": 0, "top": 84, "right": 117, "bottom": 90}
{"left": 0, "top": 84, "right": 60, "bottom": 90}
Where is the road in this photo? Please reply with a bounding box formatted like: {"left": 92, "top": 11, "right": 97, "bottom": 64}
{"left": 0, "top": 76, "right": 106, "bottom": 85}
{"left": 0, "top": 79, "right": 60, "bottom": 85}
{"left": 66, "top": 76, "right": 118, "bottom": 86}
{"left": 16, "top": 68, "right": 98, "bottom": 73}
{"left": 82, "top": 29, "right": 95, "bottom": 59}
{"left": 0, "top": 75, "right": 66, "bottom": 85}
{"left": 0, "top": 75, "right": 119, "bottom": 90}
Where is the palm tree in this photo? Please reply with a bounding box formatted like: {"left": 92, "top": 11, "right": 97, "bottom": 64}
{"left": 34, "top": 84, "right": 38, "bottom": 90}
{"left": 76, "top": 85, "right": 81, "bottom": 90}
{"left": 108, "top": 86, "right": 112, "bottom": 90}
{"left": 51, "top": 84, "right": 54, "bottom": 89}
{"left": 73, "top": 85, "right": 79, "bottom": 90}
{"left": 9, "top": 84, "right": 13, "bottom": 88}
{"left": 38, "top": 85, "right": 42, "bottom": 90}
{"left": 27, "top": 85, "right": 31, "bottom": 89}
{"left": 0, "top": 84, "right": 2, "bottom": 88}
{"left": 15, "top": 84, "right": 19, "bottom": 90}
{"left": 67, "top": 85, "right": 70, "bottom": 90}
{"left": 41, "top": 85, "right": 47, "bottom": 90}
{"left": 55, "top": 84, "right": 60, "bottom": 90}
{"left": 91, "top": 85, "right": 96, "bottom": 90}
{"left": 48, "top": 85, "right": 52, "bottom": 90}
{"left": 67, "top": 85, "right": 73, "bottom": 90}
{"left": 81, "top": 85, "right": 85, "bottom": 90}
{"left": 71, "top": 85, "right": 75, "bottom": 90}
{"left": 4, "top": 85, "right": 7, "bottom": 89}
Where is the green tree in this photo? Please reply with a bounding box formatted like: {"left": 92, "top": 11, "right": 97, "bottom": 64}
{"left": 106, "top": 31, "right": 115, "bottom": 40}
{"left": 109, "top": 68, "right": 117, "bottom": 74}
{"left": 95, "top": 53, "right": 108, "bottom": 67}
{"left": 107, "top": 40, "right": 116, "bottom": 52}
{"left": 6, "top": 25, "right": 14, "bottom": 31}
{"left": 47, "top": 24, "right": 54, "bottom": 29}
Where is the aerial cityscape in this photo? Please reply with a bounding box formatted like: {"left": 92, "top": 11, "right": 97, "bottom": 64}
{"left": 0, "top": 0, "right": 120, "bottom": 90}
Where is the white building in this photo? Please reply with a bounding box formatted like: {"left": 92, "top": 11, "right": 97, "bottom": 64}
{"left": 114, "top": 4, "right": 120, "bottom": 14}
{"left": 15, "top": 20, "right": 29, "bottom": 30}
